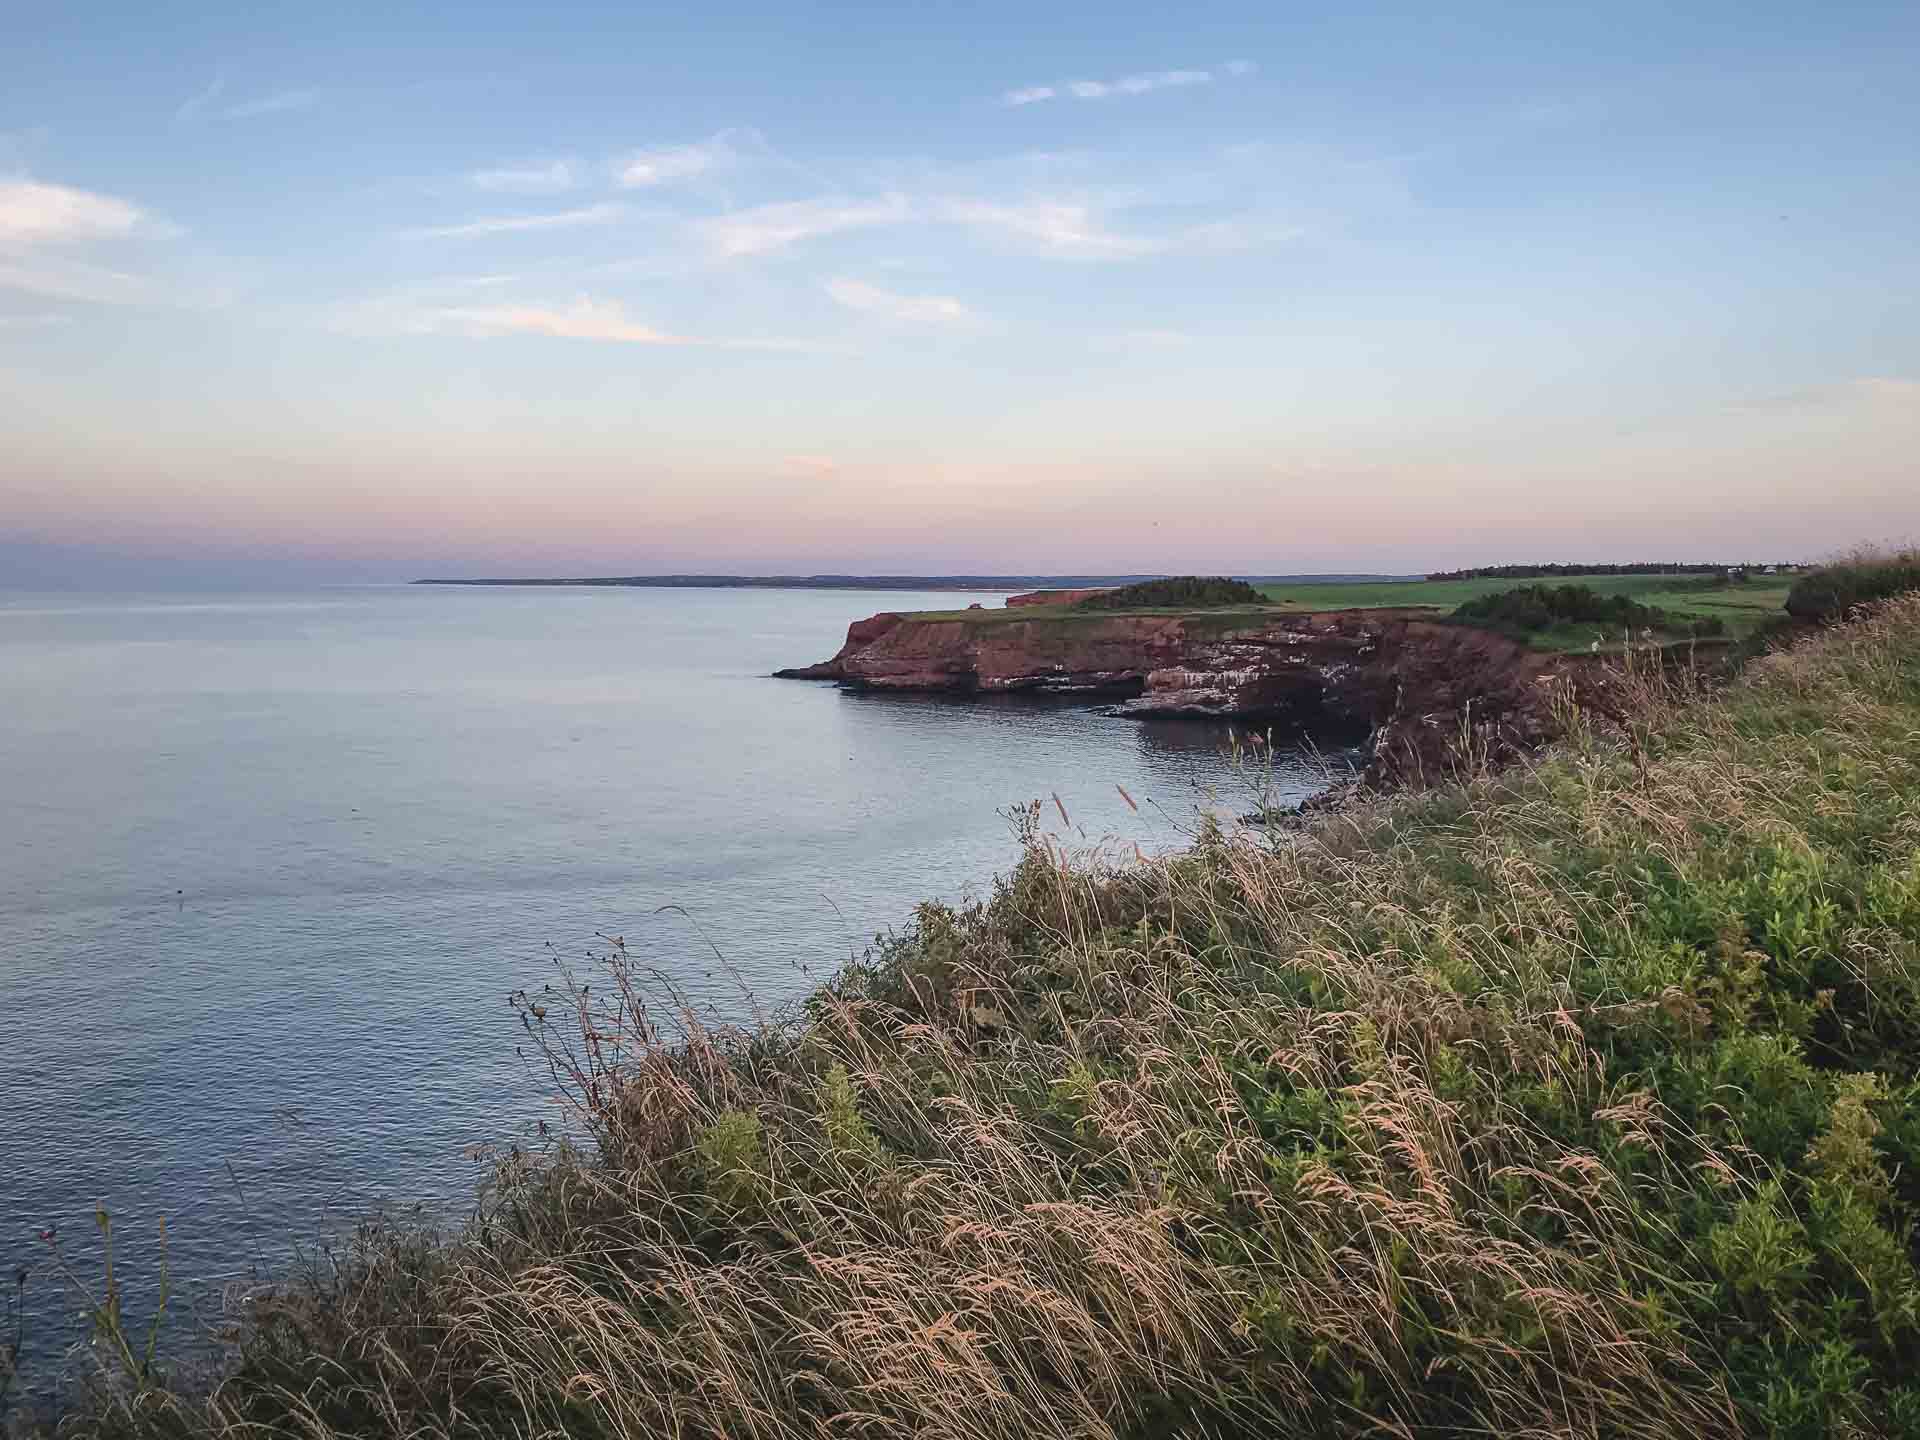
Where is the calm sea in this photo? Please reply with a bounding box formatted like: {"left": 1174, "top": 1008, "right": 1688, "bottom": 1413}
{"left": 0, "top": 585, "right": 1340, "bottom": 1392}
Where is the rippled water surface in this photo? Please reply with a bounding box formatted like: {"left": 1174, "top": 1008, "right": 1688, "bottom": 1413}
{"left": 0, "top": 585, "right": 1340, "bottom": 1386}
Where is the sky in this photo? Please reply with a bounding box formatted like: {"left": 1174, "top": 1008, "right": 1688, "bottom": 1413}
{"left": 2, "top": 0, "right": 1917, "bottom": 584}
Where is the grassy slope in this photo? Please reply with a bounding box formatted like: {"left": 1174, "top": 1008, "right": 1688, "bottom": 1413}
{"left": 56, "top": 597, "right": 1920, "bottom": 1439}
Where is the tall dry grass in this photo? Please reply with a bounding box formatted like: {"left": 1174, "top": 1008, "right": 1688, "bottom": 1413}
{"left": 41, "top": 596, "right": 1920, "bottom": 1439}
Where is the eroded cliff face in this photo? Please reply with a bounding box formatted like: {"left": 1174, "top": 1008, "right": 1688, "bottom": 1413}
{"left": 776, "top": 607, "right": 1579, "bottom": 784}
{"left": 775, "top": 611, "right": 1191, "bottom": 692}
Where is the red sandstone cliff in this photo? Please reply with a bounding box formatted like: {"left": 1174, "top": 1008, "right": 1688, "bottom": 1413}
{"left": 776, "top": 607, "right": 1582, "bottom": 784}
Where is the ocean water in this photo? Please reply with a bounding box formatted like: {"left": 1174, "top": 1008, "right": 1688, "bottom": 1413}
{"left": 0, "top": 585, "right": 1341, "bottom": 1390}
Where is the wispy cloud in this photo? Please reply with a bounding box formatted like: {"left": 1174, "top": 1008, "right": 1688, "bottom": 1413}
{"left": 934, "top": 197, "right": 1158, "bottom": 259}
{"left": 693, "top": 177, "right": 1263, "bottom": 265}
{"left": 616, "top": 133, "right": 740, "bottom": 189}
{"left": 174, "top": 72, "right": 226, "bottom": 124}
{"left": 437, "top": 296, "right": 683, "bottom": 344}
{"left": 412, "top": 203, "right": 622, "bottom": 239}
{"left": 1001, "top": 61, "right": 1253, "bottom": 106}
{"left": 471, "top": 159, "right": 576, "bottom": 194}
{"left": 224, "top": 89, "right": 320, "bottom": 120}
{"left": 0, "top": 180, "right": 144, "bottom": 248}
{"left": 1069, "top": 69, "right": 1210, "bottom": 100}
{"left": 0, "top": 179, "right": 187, "bottom": 305}
{"left": 329, "top": 288, "right": 826, "bottom": 351}
{"left": 825, "top": 276, "right": 980, "bottom": 328}
{"left": 699, "top": 194, "right": 912, "bottom": 258}
{"left": 0, "top": 257, "right": 146, "bottom": 304}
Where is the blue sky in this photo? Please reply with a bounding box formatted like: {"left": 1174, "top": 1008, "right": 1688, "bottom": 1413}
{"left": 3, "top": 1, "right": 1917, "bottom": 581}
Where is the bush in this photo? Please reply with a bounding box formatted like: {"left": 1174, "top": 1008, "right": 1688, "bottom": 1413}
{"left": 1075, "top": 576, "right": 1268, "bottom": 610}
{"left": 1450, "top": 583, "right": 1726, "bottom": 640}
{"left": 1451, "top": 582, "right": 1708, "bottom": 636}
{"left": 1785, "top": 549, "right": 1920, "bottom": 622}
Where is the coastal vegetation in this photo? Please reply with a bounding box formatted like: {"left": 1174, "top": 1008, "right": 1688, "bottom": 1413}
{"left": 1073, "top": 577, "right": 1269, "bottom": 610}
{"left": 27, "top": 588, "right": 1920, "bottom": 1438}
{"left": 413, "top": 574, "right": 1182, "bottom": 592}
{"left": 1786, "top": 547, "right": 1920, "bottom": 623}
{"left": 791, "top": 569, "right": 1808, "bottom": 654}
{"left": 1448, "top": 582, "right": 1725, "bottom": 642}
{"left": 1261, "top": 572, "right": 1793, "bottom": 647}
{"left": 1426, "top": 562, "right": 1787, "bottom": 581}
{"left": 908, "top": 572, "right": 1790, "bottom": 644}
{"left": 907, "top": 576, "right": 1280, "bottom": 626}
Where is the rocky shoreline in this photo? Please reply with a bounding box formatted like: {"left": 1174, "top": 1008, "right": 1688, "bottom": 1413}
{"left": 776, "top": 605, "right": 1591, "bottom": 786}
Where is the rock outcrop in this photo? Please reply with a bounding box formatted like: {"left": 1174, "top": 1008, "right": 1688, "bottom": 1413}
{"left": 776, "top": 607, "right": 1584, "bottom": 785}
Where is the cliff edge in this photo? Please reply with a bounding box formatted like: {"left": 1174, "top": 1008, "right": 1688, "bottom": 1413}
{"left": 776, "top": 606, "right": 1581, "bottom": 784}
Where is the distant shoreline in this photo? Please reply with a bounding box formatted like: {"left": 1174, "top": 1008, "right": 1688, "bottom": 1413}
{"left": 412, "top": 573, "right": 1421, "bottom": 591}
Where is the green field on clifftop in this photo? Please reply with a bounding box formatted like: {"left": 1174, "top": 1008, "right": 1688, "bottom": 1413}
{"left": 905, "top": 572, "right": 1792, "bottom": 653}
{"left": 1264, "top": 572, "right": 1793, "bottom": 627}
{"left": 901, "top": 602, "right": 1281, "bottom": 627}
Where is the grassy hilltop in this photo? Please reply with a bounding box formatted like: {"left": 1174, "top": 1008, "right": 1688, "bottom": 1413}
{"left": 912, "top": 569, "right": 1797, "bottom": 654}
{"left": 33, "top": 581, "right": 1920, "bottom": 1438}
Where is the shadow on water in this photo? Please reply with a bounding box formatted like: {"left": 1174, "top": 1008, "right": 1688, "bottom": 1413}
{"left": 836, "top": 686, "right": 1371, "bottom": 820}
{"left": 835, "top": 683, "right": 1372, "bottom": 746}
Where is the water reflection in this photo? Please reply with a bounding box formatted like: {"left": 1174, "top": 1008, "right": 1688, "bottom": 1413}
{"left": 838, "top": 686, "right": 1367, "bottom": 822}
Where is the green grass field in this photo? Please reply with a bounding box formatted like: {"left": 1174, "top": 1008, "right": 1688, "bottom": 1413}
{"left": 1263, "top": 572, "right": 1793, "bottom": 620}
{"left": 904, "top": 574, "right": 1795, "bottom": 653}
{"left": 1266, "top": 575, "right": 1794, "bottom": 652}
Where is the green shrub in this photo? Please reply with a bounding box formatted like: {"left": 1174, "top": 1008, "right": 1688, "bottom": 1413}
{"left": 1453, "top": 582, "right": 1664, "bottom": 632}
{"left": 1785, "top": 549, "right": 1920, "bottom": 621}
{"left": 818, "top": 1063, "right": 885, "bottom": 1165}
{"left": 1708, "top": 1182, "right": 1814, "bottom": 1309}
{"left": 1075, "top": 576, "right": 1267, "bottom": 609}
{"left": 1451, "top": 582, "right": 1723, "bottom": 638}
{"left": 695, "top": 1109, "right": 765, "bottom": 1208}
